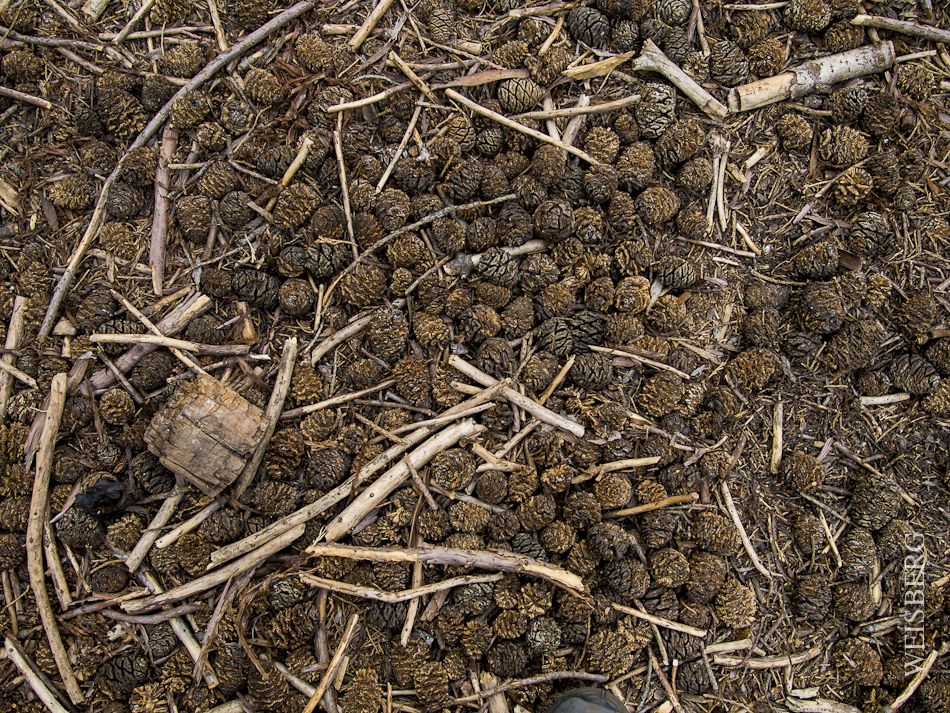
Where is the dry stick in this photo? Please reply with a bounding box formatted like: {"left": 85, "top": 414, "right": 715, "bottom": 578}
{"left": 327, "top": 79, "right": 416, "bottom": 114}
{"left": 390, "top": 52, "right": 441, "bottom": 105}
{"left": 98, "top": 603, "right": 201, "bottom": 624}
{"left": 26, "top": 373, "right": 82, "bottom": 704}
{"left": 480, "top": 672, "right": 511, "bottom": 713}
{"left": 301, "top": 614, "right": 360, "bottom": 713}
{"left": 445, "top": 88, "right": 601, "bottom": 165}
{"left": 137, "top": 571, "right": 219, "bottom": 688}
{"left": 90, "top": 333, "right": 251, "bottom": 355}
{"left": 377, "top": 103, "right": 422, "bottom": 193}
{"left": 281, "top": 379, "right": 396, "bottom": 420}
{"left": 299, "top": 571, "right": 503, "bottom": 604}
{"left": 592, "top": 456, "right": 662, "bottom": 477}
{"left": 81, "top": 292, "right": 211, "bottom": 394}
{"left": 0, "top": 296, "right": 26, "bottom": 422}
{"left": 631, "top": 40, "right": 728, "bottom": 120}
{"left": 770, "top": 400, "right": 783, "bottom": 474}
{"left": 0, "top": 85, "right": 52, "bottom": 109}
{"left": 350, "top": 0, "right": 395, "bottom": 50}
{"left": 448, "top": 355, "right": 585, "bottom": 437}
{"left": 333, "top": 115, "right": 356, "bottom": 251}
{"left": 2, "top": 572, "right": 18, "bottom": 636}
{"left": 125, "top": 489, "right": 187, "bottom": 571}
{"left": 590, "top": 345, "right": 690, "bottom": 379}
{"left": 650, "top": 650, "right": 686, "bottom": 713}
{"left": 3, "top": 637, "right": 70, "bottom": 713}
{"left": 155, "top": 500, "right": 222, "bottom": 549}
{"left": 207, "top": 0, "right": 228, "bottom": 51}
{"left": 721, "top": 479, "right": 776, "bottom": 580}
{"left": 431, "top": 67, "right": 530, "bottom": 89}
{"left": 82, "top": 0, "right": 110, "bottom": 20}
{"left": 232, "top": 337, "right": 296, "bottom": 499}
{"left": 150, "top": 125, "right": 177, "bottom": 296}
{"left": 306, "top": 543, "right": 586, "bottom": 597}
{"left": 123, "top": 523, "right": 306, "bottom": 614}
{"left": 112, "top": 0, "right": 159, "bottom": 44}
{"left": 729, "top": 41, "right": 895, "bottom": 112}
{"left": 881, "top": 643, "right": 950, "bottom": 713}
{"left": 852, "top": 14, "right": 950, "bottom": 43}
{"left": 109, "top": 289, "right": 207, "bottom": 375}
{"left": 265, "top": 136, "right": 314, "bottom": 212}
{"left": 607, "top": 493, "right": 699, "bottom": 518}
{"left": 321, "top": 419, "right": 485, "bottom": 542}
{"left": 39, "top": 1, "right": 316, "bottom": 338}
{"left": 43, "top": 526, "right": 71, "bottom": 609}
{"left": 0, "top": 357, "right": 36, "bottom": 389}
{"left": 213, "top": 383, "right": 506, "bottom": 568}
{"left": 513, "top": 92, "right": 641, "bottom": 120}
{"left": 713, "top": 643, "right": 822, "bottom": 668}
{"left": 454, "top": 671, "right": 608, "bottom": 705}
{"left": 613, "top": 603, "right": 707, "bottom": 638}
{"left": 98, "top": 351, "right": 145, "bottom": 405}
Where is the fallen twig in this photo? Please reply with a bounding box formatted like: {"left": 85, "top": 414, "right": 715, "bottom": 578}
{"left": 729, "top": 41, "right": 895, "bottom": 112}
{"left": 90, "top": 333, "right": 251, "bottom": 355}
{"left": 301, "top": 614, "right": 361, "bottom": 713}
{"left": 306, "top": 543, "right": 587, "bottom": 597}
{"left": 852, "top": 14, "right": 950, "bottom": 44}
{"left": 714, "top": 644, "right": 822, "bottom": 668}
{"left": 350, "top": 0, "right": 395, "bottom": 50}
{"left": 3, "top": 637, "right": 71, "bottom": 713}
{"left": 137, "top": 571, "right": 219, "bottom": 687}
{"left": 155, "top": 500, "right": 222, "bottom": 549}
{"left": 0, "top": 85, "right": 52, "bottom": 109}
{"left": 98, "top": 603, "right": 201, "bottom": 624}
{"left": 150, "top": 125, "right": 177, "bottom": 295}
{"left": 125, "top": 489, "right": 187, "bottom": 571}
{"left": 613, "top": 603, "right": 707, "bottom": 637}
{"left": 123, "top": 524, "right": 305, "bottom": 614}
{"left": 0, "top": 296, "right": 27, "bottom": 422}
{"left": 721, "top": 479, "right": 776, "bottom": 580}
{"left": 880, "top": 643, "right": 950, "bottom": 713}
{"left": 635, "top": 40, "right": 727, "bottom": 119}
{"left": 321, "top": 419, "right": 485, "bottom": 542}
{"left": 513, "top": 92, "right": 641, "bottom": 120}
{"left": 80, "top": 293, "right": 211, "bottom": 395}
{"left": 607, "top": 493, "right": 699, "bottom": 518}
{"left": 445, "top": 88, "right": 601, "bottom": 165}
{"left": 280, "top": 380, "right": 396, "bottom": 420}
{"left": 299, "top": 571, "right": 503, "bottom": 603}
{"left": 232, "top": 337, "right": 297, "bottom": 498}
{"left": 26, "top": 374, "right": 83, "bottom": 704}
{"left": 377, "top": 104, "right": 421, "bottom": 193}
{"left": 448, "top": 355, "right": 585, "bottom": 437}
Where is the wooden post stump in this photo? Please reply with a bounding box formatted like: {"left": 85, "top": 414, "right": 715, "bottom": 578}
{"left": 145, "top": 375, "right": 268, "bottom": 496}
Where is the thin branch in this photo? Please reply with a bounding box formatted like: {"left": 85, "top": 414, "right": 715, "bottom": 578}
{"left": 350, "top": 0, "right": 395, "bottom": 50}
{"left": 122, "top": 523, "right": 306, "bottom": 614}
{"left": 613, "top": 603, "right": 707, "bottom": 637}
{"left": 232, "top": 337, "right": 297, "bottom": 498}
{"left": 453, "top": 671, "right": 608, "bottom": 705}
{"left": 720, "top": 479, "right": 776, "bottom": 580}
{"left": 713, "top": 644, "right": 822, "bottom": 668}
{"left": 306, "top": 543, "right": 586, "bottom": 597}
{"left": 445, "top": 88, "right": 602, "bottom": 165}
{"left": 606, "top": 493, "right": 699, "bottom": 518}
{"left": 90, "top": 333, "right": 251, "bottom": 355}
{"left": 302, "top": 614, "right": 361, "bottom": 713}
{"left": 150, "top": 125, "right": 177, "bottom": 295}
{"left": 26, "top": 374, "right": 83, "bottom": 704}
{"left": 299, "top": 572, "right": 503, "bottom": 604}
{"left": 3, "top": 637, "right": 71, "bottom": 713}
{"left": 0, "top": 85, "right": 52, "bottom": 109}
